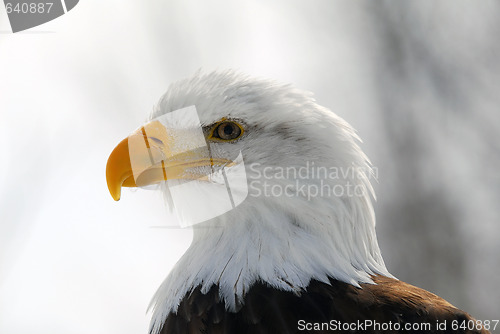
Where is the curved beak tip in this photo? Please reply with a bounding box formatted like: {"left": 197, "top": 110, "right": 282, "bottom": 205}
{"left": 106, "top": 167, "right": 123, "bottom": 201}
{"left": 106, "top": 137, "right": 131, "bottom": 202}
{"left": 109, "top": 186, "right": 121, "bottom": 201}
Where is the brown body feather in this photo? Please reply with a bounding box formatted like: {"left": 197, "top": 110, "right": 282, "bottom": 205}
{"left": 157, "top": 275, "right": 489, "bottom": 334}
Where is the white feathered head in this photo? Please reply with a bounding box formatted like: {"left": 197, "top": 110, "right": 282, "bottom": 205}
{"left": 106, "top": 71, "right": 391, "bottom": 331}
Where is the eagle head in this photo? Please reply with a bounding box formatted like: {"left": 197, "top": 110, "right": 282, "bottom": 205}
{"left": 105, "top": 70, "right": 391, "bottom": 333}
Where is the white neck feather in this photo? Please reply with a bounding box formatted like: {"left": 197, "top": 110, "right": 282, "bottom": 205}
{"left": 148, "top": 187, "right": 392, "bottom": 334}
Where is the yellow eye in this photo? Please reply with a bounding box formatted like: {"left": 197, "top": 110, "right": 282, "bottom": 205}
{"left": 209, "top": 121, "right": 244, "bottom": 141}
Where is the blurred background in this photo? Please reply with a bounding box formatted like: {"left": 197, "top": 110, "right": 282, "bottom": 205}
{"left": 1, "top": 1, "right": 499, "bottom": 333}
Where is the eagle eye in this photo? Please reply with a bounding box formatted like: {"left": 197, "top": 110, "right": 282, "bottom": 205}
{"left": 209, "top": 121, "right": 243, "bottom": 141}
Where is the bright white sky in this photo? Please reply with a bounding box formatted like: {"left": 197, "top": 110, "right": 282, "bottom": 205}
{"left": 1, "top": 1, "right": 499, "bottom": 333}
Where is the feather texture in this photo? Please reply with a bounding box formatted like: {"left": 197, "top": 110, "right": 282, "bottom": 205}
{"left": 156, "top": 275, "right": 488, "bottom": 334}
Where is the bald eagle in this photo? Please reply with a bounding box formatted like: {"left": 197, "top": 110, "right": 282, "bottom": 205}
{"left": 106, "top": 71, "right": 489, "bottom": 334}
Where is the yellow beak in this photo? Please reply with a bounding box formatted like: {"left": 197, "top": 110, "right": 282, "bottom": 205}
{"left": 106, "top": 122, "right": 231, "bottom": 201}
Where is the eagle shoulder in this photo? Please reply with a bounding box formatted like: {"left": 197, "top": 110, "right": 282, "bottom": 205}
{"left": 156, "top": 275, "right": 489, "bottom": 334}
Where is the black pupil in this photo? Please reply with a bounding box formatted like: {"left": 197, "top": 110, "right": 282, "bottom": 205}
{"left": 217, "top": 122, "right": 241, "bottom": 140}
{"left": 223, "top": 124, "right": 234, "bottom": 135}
